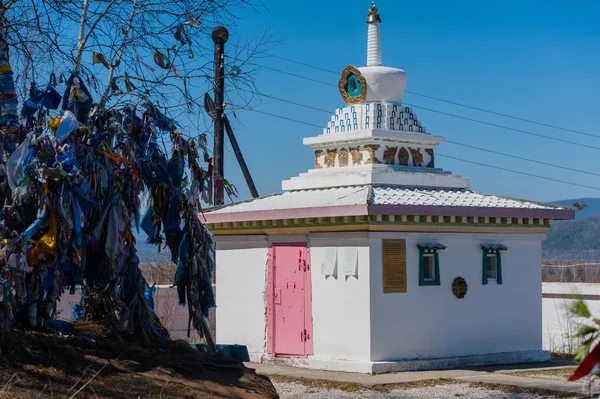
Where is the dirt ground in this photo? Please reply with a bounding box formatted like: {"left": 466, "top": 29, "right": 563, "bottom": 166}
{"left": 0, "top": 321, "right": 278, "bottom": 399}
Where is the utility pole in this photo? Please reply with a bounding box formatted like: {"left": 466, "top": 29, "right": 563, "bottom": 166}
{"left": 223, "top": 116, "right": 259, "bottom": 198}
{"left": 212, "top": 26, "right": 228, "bottom": 206}
{"left": 204, "top": 93, "right": 259, "bottom": 199}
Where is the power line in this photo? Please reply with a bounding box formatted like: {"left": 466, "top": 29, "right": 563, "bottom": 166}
{"left": 246, "top": 90, "right": 600, "bottom": 179}
{"left": 437, "top": 153, "right": 600, "bottom": 192}
{"left": 405, "top": 103, "right": 600, "bottom": 151}
{"left": 246, "top": 109, "right": 323, "bottom": 128}
{"left": 233, "top": 97, "right": 600, "bottom": 191}
{"left": 228, "top": 48, "right": 599, "bottom": 139}
{"left": 445, "top": 140, "right": 600, "bottom": 178}
{"left": 241, "top": 62, "right": 600, "bottom": 151}
{"left": 249, "top": 63, "right": 337, "bottom": 88}
{"left": 405, "top": 92, "right": 600, "bottom": 140}
{"left": 257, "top": 92, "right": 331, "bottom": 114}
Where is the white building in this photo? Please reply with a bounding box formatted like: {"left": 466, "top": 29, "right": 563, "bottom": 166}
{"left": 203, "top": 2, "right": 574, "bottom": 373}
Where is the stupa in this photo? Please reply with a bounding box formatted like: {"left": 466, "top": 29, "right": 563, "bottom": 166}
{"left": 203, "top": 2, "right": 574, "bottom": 373}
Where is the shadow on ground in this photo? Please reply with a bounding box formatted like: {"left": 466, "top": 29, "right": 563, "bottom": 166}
{"left": 0, "top": 321, "right": 278, "bottom": 399}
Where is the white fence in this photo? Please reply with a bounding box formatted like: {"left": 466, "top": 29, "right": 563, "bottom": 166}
{"left": 56, "top": 282, "right": 595, "bottom": 353}
{"left": 57, "top": 285, "right": 217, "bottom": 342}
{"left": 542, "top": 282, "right": 600, "bottom": 354}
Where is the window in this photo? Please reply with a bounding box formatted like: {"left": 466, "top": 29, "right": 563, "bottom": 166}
{"left": 486, "top": 254, "right": 497, "bottom": 280}
{"left": 423, "top": 254, "right": 436, "bottom": 281}
{"left": 417, "top": 243, "right": 446, "bottom": 286}
{"left": 481, "top": 244, "right": 507, "bottom": 285}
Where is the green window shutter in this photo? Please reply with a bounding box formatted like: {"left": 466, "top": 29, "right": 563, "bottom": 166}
{"left": 419, "top": 249, "right": 425, "bottom": 285}
{"left": 481, "top": 244, "right": 507, "bottom": 285}
{"left": 496, "top": 253, "right": 503, "bottom": 285}
{"left": 482, "top": 251, "right": 488, "bottom": 285}
{"left": 418, "top": 249, "right": 441, "bottom": 286}
{"left": 434, "top": 251, "right": 441, "bottom": 285}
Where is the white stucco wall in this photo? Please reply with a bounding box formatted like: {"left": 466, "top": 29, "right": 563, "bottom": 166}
{"left": 215, "top": 236, "right": 269, "bottom": 359}
{"left": 542, "top": 283, "right": 600, "bottom": 354}
{"left": 214, "top": 233, "right": 373, "bottom": 365}
{"left": 215, "top": 231, "right": 550, "bottom": 370}
{"left": 369, "top": 232, "right": 545, "bottom": 362}
{"left": 308, "top": 233, "right": 372, "bottom": 363}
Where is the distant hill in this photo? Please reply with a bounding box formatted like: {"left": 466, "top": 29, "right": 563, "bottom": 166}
{"left": 549, "top": 198, "right": 600, "bottom": 219}
{"left": 543, "top": 197, "right": 600, "bottom": 261}
{"left": 134, "top": 231, "right": 172, "bottom": 264}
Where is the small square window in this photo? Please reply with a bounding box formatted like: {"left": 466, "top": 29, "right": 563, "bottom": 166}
{"left": 418, "top": 244, "right": 445, "bottom": 286}
{"left": 481, "top": 244, "right": 506, "bottom": 285}
{"left": 486, "top": 254, "right": 497, "bottom": 280}
{"left": 423, "top": 254, "right": 436, "bottom": 281}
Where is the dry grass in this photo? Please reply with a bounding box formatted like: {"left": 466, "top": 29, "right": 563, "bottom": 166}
{"left": 552, "top": 353, "right": 577, "bottom": 361}
{"left": 0, "top": 321, "right": 277, "bottom": 398}
{"left": 508, "top": 367, "right": 577, "bottom": 381}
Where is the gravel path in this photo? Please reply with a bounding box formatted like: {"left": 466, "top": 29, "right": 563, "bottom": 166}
{"left": 273, "top": 381, "right": 578, "bottom": 399}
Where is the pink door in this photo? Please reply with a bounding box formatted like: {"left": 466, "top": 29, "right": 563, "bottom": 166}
{"left": 267, "top": 244, "right": 313, "bottom": 357}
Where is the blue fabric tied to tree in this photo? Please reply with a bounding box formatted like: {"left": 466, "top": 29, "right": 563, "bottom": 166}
{"left": 71, "top": 195, "right": 83, "bottom": 249}
{"left": 62, "top": 73, "right": 93, "bottom": 123}
{"left": 70, "top": 184, "right": 96, "bottom": 213}
{"left": 42, "top": 267, "right": 55, "bottom": 292}
{"left": 164, "top": 188, "right": 181, "bottom": 236}
{"left": 139, "top": 159, "right": 154, "bottom": 189}
{"left": 164, "top": 188, "right": 183, "bottom": 261}
{"left": 146, "top": 104, "right": 177, "bottom": 132}
{"left": 20, "top": 209, "right": 50, "bottom": 244}
{"left": 141, "top": 207, "right": 156, "bottom": 238}
{"left": 21, "top": 84, "right": 62, "bottom": 117}
{"left": 145, "top": 285, "right": 156, "bottom": 311}
{"left": 174, "top": 233, "right": 189, "bottom": 305}
{"left": 72, "top": 300, "right": 83, "bottom": 321}
{"left": 0, "top": 73, "right": 16, "bottom": 93}
{"left": 59, "top": 256, "right": 79, "bottom": 290}
{"left": 21, "top": 145, "right": 36, "bottom": 176}
{"left": 168, "top": 154, "right": 184, "bottom": 187}
{"left": 153, "top": 162, "right": 170, "bottom": 185}
{"left": 57, "top": 150, "right": 75, "bottom": 172}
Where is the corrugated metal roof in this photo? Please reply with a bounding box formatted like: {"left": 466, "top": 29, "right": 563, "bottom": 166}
{"left": 206, "top": 186, "right": 565, "bottom": 215}
{"left": 371, "top": 187, "right": 562, "bottom": 210}
{"left": 207, "top": 186, "right": 370, "bottom": 214}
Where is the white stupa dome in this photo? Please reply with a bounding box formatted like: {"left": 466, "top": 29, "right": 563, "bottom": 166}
{"left": 358, "top": 66, "right": 407, "bottom": 104}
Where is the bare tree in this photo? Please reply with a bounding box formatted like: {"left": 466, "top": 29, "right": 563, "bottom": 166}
{"left": 0, "top": 0, "right": 270, "bottom": 130}
{"left": 0, "top": 0, "right": 270, "bottom": 341}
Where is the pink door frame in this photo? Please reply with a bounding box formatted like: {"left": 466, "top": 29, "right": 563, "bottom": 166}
{"left": 267, "top": 243, "right": 313, "bottom": 357}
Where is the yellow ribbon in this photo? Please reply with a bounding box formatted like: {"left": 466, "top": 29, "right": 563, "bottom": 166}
{"left": 38, "top": 212, "right": 58, "bottom": 253}
{"left": 49, "top": 117, "right": 61, "bottom": 132}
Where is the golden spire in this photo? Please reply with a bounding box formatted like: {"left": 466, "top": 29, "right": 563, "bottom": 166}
{"left": 367, "top": 1, "right": 381, "bottom": 23}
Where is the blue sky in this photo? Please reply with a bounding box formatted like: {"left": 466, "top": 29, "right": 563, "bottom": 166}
{"left": 219, "top": 0, "right": 600, "bottom": 204}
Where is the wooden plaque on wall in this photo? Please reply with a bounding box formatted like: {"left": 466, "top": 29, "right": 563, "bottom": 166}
{"left": 382, "top": 239, "right": 407, "bottom": 294}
